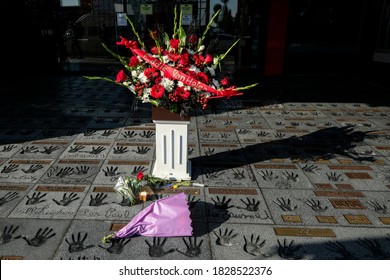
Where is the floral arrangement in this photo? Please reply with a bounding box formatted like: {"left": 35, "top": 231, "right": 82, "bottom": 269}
{"left": 85, "top": 7, "right": 258, "bottom": 116}
{"left": 114, "top": 171, "right": 166, "bottom": 205}
{"left": 114, "top": 170, "right": 192, "bottom": 206}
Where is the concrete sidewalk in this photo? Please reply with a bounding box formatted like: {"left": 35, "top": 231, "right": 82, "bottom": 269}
{"left": 0, "top": 71, "right": 390, "bottom": 260}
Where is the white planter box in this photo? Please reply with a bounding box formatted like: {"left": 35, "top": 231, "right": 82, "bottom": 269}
{"left": 151, "top": 109, "right": 191, "bottom": 180}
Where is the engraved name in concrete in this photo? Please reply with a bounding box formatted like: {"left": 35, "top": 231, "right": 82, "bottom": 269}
{"left": 344, "top": 215, "right": 372, "bottom": 224}
{"left": 208, "top": 188, "right": 258, "bottom": 195}
{"left": 0, "top": 184, "right": 29, "bottom": 191}
{"left": 378, "top": 217, "right": 390, "bottom": 225}
{"left": 344, "top": 172, "right": 373, "bottom": 179}
{"left": 314, "top": 190, "right": 364, "bottom": 197}
{"left": 316, "top": 216, "right": 338, "bottom": 224}
{"left": 329, "top": 199, "right": 366, "bottom": 209}
{"left": 254, "top": 164, "right": 297, "bottom": 169}
{"left": 35, "top": 186, "right": 85, "bottom": 192}
{"left": 274, "top": 227, "right": 336, "bottom": 237}
{"left": 281, "top": 215, "right": 302, "bottom": 223}
{"left": 328, "top": 165, "right": 372, "bottom": 170}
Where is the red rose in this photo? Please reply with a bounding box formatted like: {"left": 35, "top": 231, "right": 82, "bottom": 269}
{"left": 221, "top": 77, "right": 230, "bottom": 87}
{"left": 188, "top": 34, "right": 198, "bottom": 45}
{"left": 136, "top": 171, "right": 144, "bottom": 180}
{"left": 115, "top": 70, "right": 127, "bottom": 82}
{"left": 129, "top": 56, "right": 139, "bottom": 67}
{"left": 205, "top": 54, "right": 213, "bottom": 64}
{"left": 151, "top": 46, "right": 163, "bottom": 55}
{"left": 170, "top": 39, "right": 180, "bottom": 50}
{"left": 179, "top": 53, "right": 189, "bottom": 67}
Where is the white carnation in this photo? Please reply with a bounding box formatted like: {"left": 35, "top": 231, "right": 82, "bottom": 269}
{"left": 207, "top": 67, "right": 215, "bottom": 76}
{"left": 161, "top": 77, "right": 175, "bottom": 92}
{"left": 138, "top": 72, "right": 149, "bottom": 83}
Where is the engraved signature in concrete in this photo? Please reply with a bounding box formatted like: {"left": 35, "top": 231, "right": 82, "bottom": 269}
{"left": 65, "top": 232, "right": 94, "bottom": 253}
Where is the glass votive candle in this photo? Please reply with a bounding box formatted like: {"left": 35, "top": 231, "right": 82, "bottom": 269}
{"left": 139, "top": 191, "right": 148, "bottom": 202}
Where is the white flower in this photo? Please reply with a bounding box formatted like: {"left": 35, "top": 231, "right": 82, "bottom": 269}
{"left": 138, "top": 72, "right": 149, "bottom": 83}
{"left": 212, "top": 79, "right": 220, "bottom": 88}
{"left": 141, "top": 88, "right": 151, "bottom": 102}
{"left": 161, "top": 77, "right": 175, "bottom": 92}
{"left": 162, "top": 55, "right": 169, "bottom": 64}
{"left": 198, "top": 45, "right": 205, "bottom": 52}
{"left": 189, "top": 65, "right": 199, "bottom": 72}
{"left": 207, "top": 66, "right": 215, "bottom": 76}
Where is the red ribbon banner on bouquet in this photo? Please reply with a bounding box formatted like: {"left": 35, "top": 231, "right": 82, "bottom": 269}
{"left": 129, "top": 46, "right": 243, "bottom": 99}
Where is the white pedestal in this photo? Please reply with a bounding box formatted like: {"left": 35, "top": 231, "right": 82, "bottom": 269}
{"left": 151, "top": 119, "right": 191, "bottom": 181}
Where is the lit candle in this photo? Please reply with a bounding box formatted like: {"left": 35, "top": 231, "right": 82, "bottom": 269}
{"left": 139, "top": 191, "right": 148, "bottom": 202}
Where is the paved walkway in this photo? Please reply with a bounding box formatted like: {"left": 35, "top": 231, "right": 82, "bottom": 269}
{"left": 0, "top": 71, "right": 390, "bottom": 260}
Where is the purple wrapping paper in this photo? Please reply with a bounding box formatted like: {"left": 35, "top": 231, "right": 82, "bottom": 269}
{"left": 114, "top": 192, "right": 193, "bottom": 238}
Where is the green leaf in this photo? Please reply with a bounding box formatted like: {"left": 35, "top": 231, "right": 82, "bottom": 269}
{"left": 178, "top": 27, "right": 187, "bottom": 52}
{"left": 83, "top": 76, "right": 128, "bottom": 88}
{"left": 235, "top": 83, "right": 259, "bottom": 91}
{"left": 126, "top": 15, "right": 146, "bottom": 49}
{"left": 216, "top": 38, "right": 240, "bottom": 64}
{"left": 197, "top": 9, "right": 221, "bottom": 51}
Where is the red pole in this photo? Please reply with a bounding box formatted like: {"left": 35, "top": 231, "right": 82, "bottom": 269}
{"left": 264, "top": 0, "right": 290, "bottom": 76}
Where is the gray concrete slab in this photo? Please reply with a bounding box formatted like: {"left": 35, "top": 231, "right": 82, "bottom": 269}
{"left": 1, "top": 73, "right": 390, "bottom": 260}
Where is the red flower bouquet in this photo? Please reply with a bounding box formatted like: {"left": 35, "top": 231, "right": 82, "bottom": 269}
{"left": 85, "top": 7, "right": 258, "bottom": 116}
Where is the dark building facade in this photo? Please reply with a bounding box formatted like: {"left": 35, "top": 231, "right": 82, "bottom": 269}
{"left": 3, "top": 0, "right": 389, "bottom": 78}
